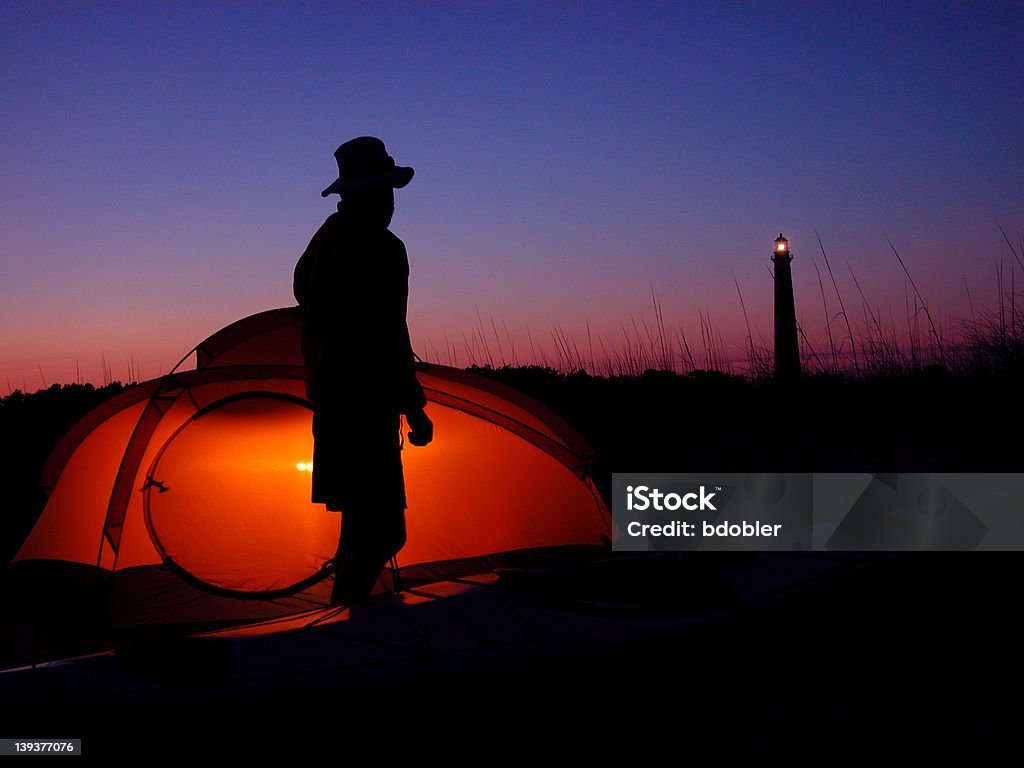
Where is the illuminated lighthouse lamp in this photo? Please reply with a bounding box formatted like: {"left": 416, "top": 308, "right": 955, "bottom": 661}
{"left": 773, "top": 233, "right": 791, "bottom": 259}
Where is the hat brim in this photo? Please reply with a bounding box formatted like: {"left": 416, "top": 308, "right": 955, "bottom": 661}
{"left": 320, "top": 166, "right": 414, "bottom": 197}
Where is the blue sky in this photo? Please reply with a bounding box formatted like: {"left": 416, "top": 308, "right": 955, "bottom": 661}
{"left": 2, "top": 1, "right": 1021, "bottom": 386}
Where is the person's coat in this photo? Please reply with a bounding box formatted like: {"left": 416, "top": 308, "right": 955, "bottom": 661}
{"left": 293, "top": 208, "right": 426, "bottom": 511}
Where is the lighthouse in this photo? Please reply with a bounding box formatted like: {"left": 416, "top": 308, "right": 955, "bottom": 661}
{"left": 772, "top": 233, "right": 800, "bottom": 382}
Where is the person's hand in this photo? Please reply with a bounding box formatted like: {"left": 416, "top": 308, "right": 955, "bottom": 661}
{"left": 406, "top": 408, "right": 434, "bottom": 447}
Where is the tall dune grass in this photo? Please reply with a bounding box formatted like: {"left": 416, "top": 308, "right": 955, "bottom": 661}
{"left": 427, "top": 230, "right": 1024, "bottom": 381}
{"left": 11, "top": 233, "right": 1022, "bottom": 395}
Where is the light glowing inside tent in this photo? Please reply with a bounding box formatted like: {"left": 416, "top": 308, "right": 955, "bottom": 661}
{"left": 136, "top": 384, "right": 609, "bottom": 598}
{"left": 145, "top": 396, "right": 339, "bottom": 593}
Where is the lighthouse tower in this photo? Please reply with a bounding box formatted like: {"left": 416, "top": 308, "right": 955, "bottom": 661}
{"left": 772, "top": 233, "right": 800, "bottom": 382}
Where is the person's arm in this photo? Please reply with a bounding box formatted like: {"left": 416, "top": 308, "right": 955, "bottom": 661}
{"left": 398, "top": 315, "right": 433, "bottom": 444}
{"left": 293, "top": 247, "right": 311, "bottom": 307}
{"left": 294, "top": 218, "right": 331, "bottom": 306}
{"left": 393, "top": 237, "right": 427, "bottom": 411}
{"left": 294, "top": 216, "right": 336, "bottom": 403}
{"left": 394, "top": 237, "right": 432, "bottom": 445}
{"left": 397, "top": 326, "right": 427, "bottom": 411}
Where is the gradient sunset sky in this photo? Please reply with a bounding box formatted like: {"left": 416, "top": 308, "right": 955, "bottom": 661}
{"left": 2, "top": 1, "right": 1021, "bottom": 389}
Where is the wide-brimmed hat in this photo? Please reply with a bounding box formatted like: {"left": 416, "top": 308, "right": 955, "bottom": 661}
{"left": 320, "top": 136, "right": 414, "bottom": 197}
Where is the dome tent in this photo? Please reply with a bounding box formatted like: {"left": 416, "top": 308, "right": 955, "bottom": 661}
{"left": 11, "top": 307, "right": 610, "bottom": 625}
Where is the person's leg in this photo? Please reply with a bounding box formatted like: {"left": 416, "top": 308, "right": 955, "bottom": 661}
{"left": 378, "top": 502, "right": 407, "bottom": 562}
{"left": 329, "top": 411, "right": 409, "bottom": 605}
{"left": 331, "top": 510, "right": 374, "bottom": 604}
{"left": 330, "top": 504, "right": 407, "bottom": 605}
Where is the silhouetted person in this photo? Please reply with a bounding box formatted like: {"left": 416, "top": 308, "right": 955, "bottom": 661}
{"left": 293, "top": 137, "right": 433, "bottom": 605}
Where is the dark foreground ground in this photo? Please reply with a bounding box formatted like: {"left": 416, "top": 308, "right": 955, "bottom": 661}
{"left": 0, "top": 368, "right": 1021, "bottom": 761}
{"left": 2, "top": 553, "right": 1019, "bottom": 762}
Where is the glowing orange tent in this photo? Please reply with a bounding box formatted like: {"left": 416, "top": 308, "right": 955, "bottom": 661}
{"left": 12, "top": 308, "right": 610, "bottom": 624}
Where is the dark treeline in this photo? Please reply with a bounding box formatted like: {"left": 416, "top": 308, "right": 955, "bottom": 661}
{"left": 467, "top": 364, "right": 1023, "bottom": 502}
{"left": 0, "top": 383, "right": 126, "bottom": 563}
